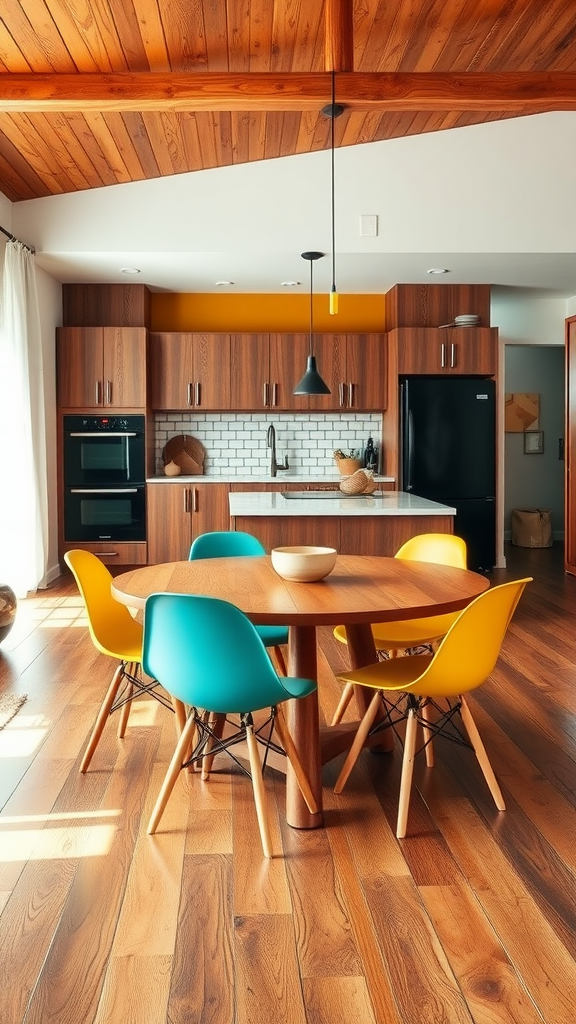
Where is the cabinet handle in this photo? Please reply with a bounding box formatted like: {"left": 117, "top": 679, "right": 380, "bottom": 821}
{"left": 183, "top": 488, "right": 190, "bottom": 514}
{"left": 94, "top": 551, "right": 119, "bottom": 557}
{"left": 348, "top": 382, "right": 354, "bottom": 407}
{"left": 195, "top": 382, "right": 201, "bottom": 406}
{"left": 441, "top": 343, "right": 446, "bottom": 368}
{"left": 106, "top": 380, "right": 112, "bottom": 404}
{"left": 339, "top": 382, "right": 345, "bottom": 407}
{"left": 272, "top": 383, "right": 278, "bottom": 407}
{"left": 193, "top": 487, "right": 198, "bottom": 513}
{"left": 263, "top": 382, "right": 269, "bottom": 407}
{"left": 187, "top": 382, "right": 193, "bottom": 406}
{"left": 95, "top": 380, "right": 101, "bottom": 404}
{"left": 450, "top": 343, "right": 456, "bottom": 368}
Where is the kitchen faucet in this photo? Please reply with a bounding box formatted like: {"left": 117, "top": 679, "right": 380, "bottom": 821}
{"left": 266, "top": 424, "right": 289, "bottom": 477}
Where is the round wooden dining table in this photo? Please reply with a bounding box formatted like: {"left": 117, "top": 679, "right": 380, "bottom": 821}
{"left": 112, "top": 554, "right": 489, "bottom": 829}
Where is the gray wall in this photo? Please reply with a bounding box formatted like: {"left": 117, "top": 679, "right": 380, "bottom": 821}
{"left": 504, "top": 345, "right": 565, "bottom": 539}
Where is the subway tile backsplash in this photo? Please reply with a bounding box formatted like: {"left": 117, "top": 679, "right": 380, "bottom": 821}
{"left": 155, "top": 412, "right": 383, "bottom": 476}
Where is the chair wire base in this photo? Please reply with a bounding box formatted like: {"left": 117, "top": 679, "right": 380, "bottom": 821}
{"left": 181, "top": 708, "right": 285, "bottom": 780}
{"left": 110, "top": 662, "right": 173, "bottom": 715}
{"left": 366, "top": 692, "right": 474, "bottom": 759}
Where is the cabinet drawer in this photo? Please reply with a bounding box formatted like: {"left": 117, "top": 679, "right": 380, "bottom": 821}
{"left": 61, "top": 541, "right": 147, "bottom": 566}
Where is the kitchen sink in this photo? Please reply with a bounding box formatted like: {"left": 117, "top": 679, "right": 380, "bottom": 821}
{"left": 281, "top": 490, "right": 383, "bottom": 499}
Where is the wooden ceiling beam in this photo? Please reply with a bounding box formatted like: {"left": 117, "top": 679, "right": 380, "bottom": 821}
{"left": 1, "top": 72, "right": 576, "bottom": 113}
{"left": 325, "top": 0, "right": 354, "bottom": 72}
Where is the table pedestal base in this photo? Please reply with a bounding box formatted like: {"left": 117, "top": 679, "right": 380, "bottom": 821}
{"left": 286, "top": 620, "right": 394, "bottom": 829}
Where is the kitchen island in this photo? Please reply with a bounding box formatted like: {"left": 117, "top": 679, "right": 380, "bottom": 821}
{"left": 229, "top": 490, "right": 456, "bottom": 556}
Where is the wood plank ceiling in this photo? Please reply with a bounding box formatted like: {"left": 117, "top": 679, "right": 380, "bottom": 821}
{"left": 0, "top": 0, "right": 576, "bottom": 202}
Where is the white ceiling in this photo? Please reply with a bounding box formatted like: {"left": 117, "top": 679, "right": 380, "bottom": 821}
{"left": 12, "top": 111, "right": 576, "bottom": 300}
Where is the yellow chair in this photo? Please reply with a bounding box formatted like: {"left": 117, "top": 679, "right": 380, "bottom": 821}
{"left": 65, "top": 549, "right": 186, "bottom": 772}
{"left": 333, "top": 577, "right": 532, "bottom": 839}
{"left": 331, "top": 533, "right": 468, "bottom": 725}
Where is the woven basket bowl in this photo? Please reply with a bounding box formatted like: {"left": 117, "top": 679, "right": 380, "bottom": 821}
{"left": 339, "top": 470, "right": 370, "bottom": 495}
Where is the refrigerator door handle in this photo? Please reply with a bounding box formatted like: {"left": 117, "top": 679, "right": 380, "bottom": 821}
{"left": 405, "top": 410, "right": 415, "bottom": 490}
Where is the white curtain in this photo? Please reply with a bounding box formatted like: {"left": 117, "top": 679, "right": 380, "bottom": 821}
{"left": 0, "top": 241, "right": 48, "bottom": 597}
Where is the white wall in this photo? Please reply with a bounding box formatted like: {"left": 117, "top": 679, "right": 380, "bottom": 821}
{"left": 0, "top": 191, "right": 12, "bottom": 229}
{"left": 492, "top": 287, "right": 568, "bottom": 346}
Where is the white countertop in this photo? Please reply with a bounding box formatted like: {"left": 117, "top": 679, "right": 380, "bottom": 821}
{"left": 229, "top": 490, "right": 456, "bottom": 517}
{"left": 147, "top": 473, "right": 395, "bottom": 485}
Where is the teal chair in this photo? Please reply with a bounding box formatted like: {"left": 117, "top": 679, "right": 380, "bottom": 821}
{"left": 143, "top": 592, "right": 318, "bottom": 857}
{"left": 189, "top": 530, "right": 289, "bottom": 674}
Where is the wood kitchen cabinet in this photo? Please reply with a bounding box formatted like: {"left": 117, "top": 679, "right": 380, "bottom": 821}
{"left": 147, "top": 482, "right": 231, "bottom": 564}
{"left": 149, "top": 333, "right": 230, "bottom": 410}
{"left": 230, "top": 333, "right": 272, "bottom": 409}
{"left": 391, "top": 327, "right": 498, "bottom": 376}
{"left": 57, "top": 327, "right": 147, "bottom": 409}
{"left": 384, "top": 283, "right": 491, "bottom": 333}
{"left": 310, "top": 332, "right": 387, "bottom": 410}
{"left": 230, "top": 332, "right": 386, "bottom": 411}
{"left": 60, "top": 540, "right": 147, "bottom": 566}
{"left": 230, "top": 332, "right": 310, "bottom": 410}
{"left": 231, "top": 513, "right": 453, "bottom": 556}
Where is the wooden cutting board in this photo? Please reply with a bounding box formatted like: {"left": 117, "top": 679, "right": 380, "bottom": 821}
{"left": 163, "top": 434, "right": 206, "bottom": 475}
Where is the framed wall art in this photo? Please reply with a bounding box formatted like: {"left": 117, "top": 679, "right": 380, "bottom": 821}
{"left": 524, "top": 430, "right": 544, "bottom": 454}
{"left": 505, "top": 393, "right": 540, "bottom": 432}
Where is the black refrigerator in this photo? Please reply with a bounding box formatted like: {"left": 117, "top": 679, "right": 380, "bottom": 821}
{"left": 400, "top": 376, "right": 496, "bottom": 571}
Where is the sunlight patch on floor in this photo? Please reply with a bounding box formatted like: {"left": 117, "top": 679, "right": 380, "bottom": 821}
{"left": 16, "top": 594, "right": 87, "bottom": 630}
{"left": 1, "top": 809, "right": 122, "bottom": 825}
{"left": 0, "top": 824, "right": 117, "bottom": 861}
{"left": 124, "top": 700, "right": 164, "bottom": 727}
{"left": 0, "top": 727, "right": 48, "bottom": 757}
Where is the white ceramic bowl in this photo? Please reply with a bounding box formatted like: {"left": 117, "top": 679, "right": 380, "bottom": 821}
{"left": 271, "top": 545, "right": 337, "bottom": 582}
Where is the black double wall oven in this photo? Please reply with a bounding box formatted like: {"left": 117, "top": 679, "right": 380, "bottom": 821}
{"left": 63, "top": 415, "right": 146, "bottom": 543}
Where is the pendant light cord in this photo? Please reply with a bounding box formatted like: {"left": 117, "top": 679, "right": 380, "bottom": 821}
{"left": 330, "top": 70, "right": 336, "bottom": 297}
{"left": 309, "top": 258, "right": 314, "bottom": 356}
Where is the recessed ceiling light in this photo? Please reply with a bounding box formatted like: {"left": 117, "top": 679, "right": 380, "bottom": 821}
{"left": 120, "top": 267, "right": 140, "bottom": 274}
{"left": 427, "top": 267, "right": 450, "bottom": 275}
{"left": 215, "top": 280, "right": 234, "bottom": 286}
{"left": 281, "top": 280, "right": 301, "bottom": 287}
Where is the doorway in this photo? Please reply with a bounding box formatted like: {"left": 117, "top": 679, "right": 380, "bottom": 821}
{"left": 503, "top": 344, "right": 565, "bottom": 547}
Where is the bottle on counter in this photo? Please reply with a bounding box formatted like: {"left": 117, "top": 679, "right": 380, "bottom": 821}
{"left": 364, "top": 436, "right": 377, "bottom": 471}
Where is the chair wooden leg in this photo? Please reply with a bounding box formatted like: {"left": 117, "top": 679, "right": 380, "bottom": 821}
{"left": 171, "top": 697, "right": 197, "bottom": 772}
{"left": 459, "top": 696, "right": 505, "bottom": 811}
{"left": 117, "top": 666, "right": 135, "bottom": 738}
{"left": 172, "top": 698, "right": 187, "bottom": 736}
{"left": 201, "top": 712, "right": 227, "bottom": 780}
{"left": 246, "top": 723, "right": 273, "bottom": 858}
{"left": 421, "top": 698, "right": 435, "bottom": 768}
{"left": 334, "top": 691, "right": 382, "bottom": 794}
{"left": 80, "top": 662, "right": 125, "bottom": 773}
{"left": 274, "top": 705, "right": 318, "bottom": 814}
{"left": 396, "top": 707, "right": 418, "bottom": 839}
{"left": 272, "top": 645, "right": 287, "bottom": 675}
{"left": 148, "top": 713, "right": 198, "bottom": 835}
{"left": 331, "top": 682, "right": 354, "bottom": 726}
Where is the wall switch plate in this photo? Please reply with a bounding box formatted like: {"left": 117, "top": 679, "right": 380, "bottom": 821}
{"left": 360, "top": 215, "right": 378, "bottom": 237}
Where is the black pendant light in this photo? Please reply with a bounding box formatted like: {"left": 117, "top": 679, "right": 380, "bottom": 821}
{"left": 293, "top": 251, "right": 331, "bottom": 395}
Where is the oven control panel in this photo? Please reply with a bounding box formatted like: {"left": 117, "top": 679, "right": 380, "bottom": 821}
{"left": 64, "top": 415, "right": 144, "bottom": 432}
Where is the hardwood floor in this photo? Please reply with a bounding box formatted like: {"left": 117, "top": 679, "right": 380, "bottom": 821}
{"left": 1, "top": 544, "right": 575, "bottom": 1024}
